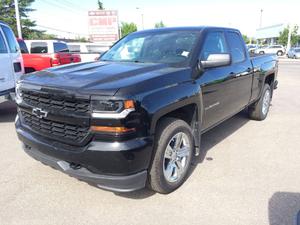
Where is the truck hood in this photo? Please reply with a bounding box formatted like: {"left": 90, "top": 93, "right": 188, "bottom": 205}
{"left": 20, "top": 61, "right": 190, "bottom": 96}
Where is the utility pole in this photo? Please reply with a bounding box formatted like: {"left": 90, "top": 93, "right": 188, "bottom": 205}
{"left": 287, "top": 24, "right": 292, "bottom": 52}
{"left": 14, "top": 0, "right": 22, "bottom": 39}
{"left": 259, "top": 9, "right": 263, "bottom": 28}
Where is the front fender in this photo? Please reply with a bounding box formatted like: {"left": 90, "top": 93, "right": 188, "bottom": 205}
{"left": 139, "top": 81, "right": 203, "bottom": 135}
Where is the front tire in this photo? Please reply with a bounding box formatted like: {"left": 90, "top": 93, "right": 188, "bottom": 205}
{"left": 148, "top": 118, "right": 194, "bottom": 194}
{"left": 277, "top": 51, "right": 283, "bottom": 56}
{"left": 248, "top": 84, "right": 272, "bottom": 121}
{"left": 259, "top": 51, "right": 265, "bottom": 55}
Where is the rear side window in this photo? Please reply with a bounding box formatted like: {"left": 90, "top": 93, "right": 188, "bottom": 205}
{"left": 0, "top": 31, "right": 8, "bottom": 53}
{"left": 1, "top": 25, "right": 19, "bottom": 53}
{"left": 201, "top": 32, "right": 228, "bottom": 60}
{"left": 68, "top": 44, "right": 80, "bottom": 53}
{"left": 226, "top": 32, "right": 246, "bottom": 63}
{"left": 31, "top": 42, "right": 48, "bottom": 53}
{"left": 17, "top": 39, "right": 29, "bottom": 53}
{"left": 54, "top": 42, "right": 69, "bottom": 53}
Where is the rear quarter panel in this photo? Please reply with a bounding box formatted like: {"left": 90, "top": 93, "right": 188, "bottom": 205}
{"left": 250, "top": 54, "right": 278, "bottom": 102}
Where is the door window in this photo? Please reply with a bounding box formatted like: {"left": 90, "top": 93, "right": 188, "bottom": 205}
{"left": 201, "top": 32, "right": 228, "bottom": 60}
{"left": 17, "top": 39, "right": 29, "bottom": 53}
{"left": 0, "top": 31, "right": 8, "bottom": 53}
{"left": 31, "top": 42, "right": 48, "bottom": 53}
{"left": 226, "top": 32, "right": 246, "bottom": 63}
{"left": 1, "top": 25, "right": 19, "bottom": 53}
{"left": 54, "top": 42, "right": 69, "bottom": 53}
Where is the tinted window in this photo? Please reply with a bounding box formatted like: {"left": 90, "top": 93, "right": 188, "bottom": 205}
{"left": 54, "top": 42, "right": 69, "bottom": 53}
{"left": 226, "top": 32, "right": 246, "bottom": 63}
{"left": 0, "top": 31, "right": 8, "bottom": 53}
{"left": 17, "top": 39, "right": 29, "bottom": 53}
{"left": 68, "top": 44, "right": 80, "bottom": 53}
{"left": 201, "top": 32, "right": 228, "bottom": 60}
{"left": 1, "top": 25, "right": 19, "bottom": 53}
{"left": 31, "top": 42, "right": 48, "bottom": 53}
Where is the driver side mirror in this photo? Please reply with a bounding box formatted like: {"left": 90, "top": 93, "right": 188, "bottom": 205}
{"left": 200, "top": 53, "right": 231, "bottom": 69}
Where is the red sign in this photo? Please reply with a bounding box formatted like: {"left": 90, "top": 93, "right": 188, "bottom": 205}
{"left": 88, "top": 10, "right": 119, "bottom": 45}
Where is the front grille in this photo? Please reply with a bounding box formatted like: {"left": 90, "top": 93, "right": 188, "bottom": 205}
{"left": 21, "top": 89, "right": 90, "bottom": 114}
{"left": 21, "top": 111, "right": 90, "bottom": 144}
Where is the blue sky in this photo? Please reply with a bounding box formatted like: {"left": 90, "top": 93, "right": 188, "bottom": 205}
{"left": 29, "top": 0, "right": 300, "bottom": 38}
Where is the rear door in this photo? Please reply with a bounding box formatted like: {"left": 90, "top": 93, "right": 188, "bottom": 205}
{"left": 1, "top": 24, "right": 23, "bottom": 82}
{"left": 224, "top": 31, "right": 253, "bottom": 110}
{"left": 0, "top": 26, "right": 13, "bottom": 92}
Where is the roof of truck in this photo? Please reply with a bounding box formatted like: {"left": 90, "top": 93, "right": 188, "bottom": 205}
{"left": 134, "top": 26, "right": 240, "bottom": 34}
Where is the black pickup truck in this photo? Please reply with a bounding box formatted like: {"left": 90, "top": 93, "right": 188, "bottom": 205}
{"left": 15, "top": 27, "right": 278, "bottom": 194}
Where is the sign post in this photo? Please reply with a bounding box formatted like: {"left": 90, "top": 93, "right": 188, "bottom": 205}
{"left": 88, "top": 10, "right": 119, "bottom": 46}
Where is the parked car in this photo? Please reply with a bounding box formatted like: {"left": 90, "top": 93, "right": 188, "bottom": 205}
{"left": 0, "top": 21, "right": 24, "bottom": 103}
{"left": 287, "top": 47, "right": 300, "bottom": 59}
{"left": 246, "top": 44, "right": 258, "bottom": 54}
{"left": 67, "top": 43, "right": 109, "bottom": 62}
{"left": 17, "top": 39, "right": 81, "bottom": 73}
{"left": 255, "top": 45, "right": 285, "bottom": 56}
{"left": 15, "top": 27, "right": 278, "bottom": 194}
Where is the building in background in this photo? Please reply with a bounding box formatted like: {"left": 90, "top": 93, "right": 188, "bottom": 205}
{"left": 255, "top": 24, "right": 285, "bottom": 45}
{"left": 88, "top": 10, "right": 120, "bottom": 47}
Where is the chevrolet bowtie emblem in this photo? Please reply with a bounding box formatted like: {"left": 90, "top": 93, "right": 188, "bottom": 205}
{"left": 32, "top": 108, "right": 48, "bottom": 119}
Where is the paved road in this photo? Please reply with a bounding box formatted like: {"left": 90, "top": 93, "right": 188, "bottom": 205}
{"left": 1, "top": 59, "right": 300, "bottom": 225}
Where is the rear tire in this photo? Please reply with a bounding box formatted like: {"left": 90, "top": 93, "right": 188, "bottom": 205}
{"left": 148, "top": 118, "right": 194, "bottom": 194}
{"left": 248, "top": 84, "right": 271, "bottom": 121}
{"left": 259, "top": 51, "right": 265, "bottom": 55}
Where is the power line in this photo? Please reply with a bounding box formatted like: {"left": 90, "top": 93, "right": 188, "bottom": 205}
{"left": 36, "top": 25, "right": 88, "bottom": 36}
{"left": 40, "top": 0, "right": 87, "bottom": 16}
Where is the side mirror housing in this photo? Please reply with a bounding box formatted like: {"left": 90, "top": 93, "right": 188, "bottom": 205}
{"left": 200, "top": 53, "right": 231, "bottom": 69}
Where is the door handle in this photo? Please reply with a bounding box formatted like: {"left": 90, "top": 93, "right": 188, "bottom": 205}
{"left": 0, "top": 78, "right": 5, "bottom": 81}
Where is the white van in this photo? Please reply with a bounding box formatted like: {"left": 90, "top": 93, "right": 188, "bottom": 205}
{"left": 67, "top": 42, "right": 109, "bottom": 62}
{"left": 0, "top": 21, "right": 24, "bottom": 103}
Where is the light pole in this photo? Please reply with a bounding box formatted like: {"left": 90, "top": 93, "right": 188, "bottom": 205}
{"left": 14, "top": 0, "right": 22, "bottom": 39}
{"left": 287, "top": 24, "right": 293, "bottom": 52}
{"left": 136, "top": 7, "right": 144, "bottom": 30}
{"left": 259, "top": 9, "right": 263, "bottom": 28}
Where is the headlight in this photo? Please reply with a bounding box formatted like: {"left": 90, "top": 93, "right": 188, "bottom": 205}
{"left": 92, "top": 100, "right": 124, "bottom": 112}
{"left": 91, "top": 99, "right": 135, "bottom": 119}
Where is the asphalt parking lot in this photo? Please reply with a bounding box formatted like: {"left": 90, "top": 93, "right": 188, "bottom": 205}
{"left": 0, "top": 59, "right": 300, "bottom": 225}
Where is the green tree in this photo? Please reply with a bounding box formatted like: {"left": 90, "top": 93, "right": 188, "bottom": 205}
{"left": 242, "top": 34, "right": 250, "bottom": 44}
{"left": 0, "top": 0, "right": 54, "bottom": 39}
{"left": 121, "top": 22, "right": 137, "bottom": 37}
{"left": 97, "top": 0, "right": 104, "bottom": 10}
{"left": 278, "top": 25, "right": 300, "bottom": 46}
{"left": 155, "top": 21, "right": 165, "bottom": 28}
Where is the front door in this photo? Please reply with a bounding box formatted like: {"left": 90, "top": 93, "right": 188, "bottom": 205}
{"left": 0, "top": 27, "right": 14, "bottom": 92}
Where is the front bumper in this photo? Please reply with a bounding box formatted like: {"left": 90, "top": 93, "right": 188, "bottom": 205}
{"left": 16, "top": 117, "right": 153, "bottom": 192}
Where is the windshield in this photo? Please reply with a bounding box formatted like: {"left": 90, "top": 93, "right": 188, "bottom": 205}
{"left": 101, "top": 31, "right": 199, "bottom": 65}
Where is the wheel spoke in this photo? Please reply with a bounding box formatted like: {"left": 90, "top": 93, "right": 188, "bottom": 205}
{"left": 164, "top": 144, "right": 173, "bottom": 159}
{"left": 175, "top": 160, "right": 183, "bottom": 175}
{"left": 164, "top": 162, "right": 174, "bottom": 180}
{"left": 174, "top": 133, "right": 183, "bottom": 149}
{"left": 177, "top": 146, "right": 190, "bottom": 158}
